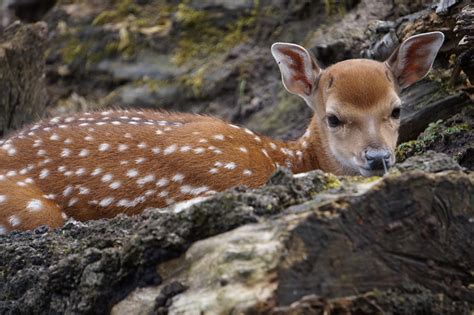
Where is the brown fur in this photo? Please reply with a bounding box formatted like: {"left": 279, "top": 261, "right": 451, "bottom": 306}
{"left": 318, "top": 59, "right": 394, "bottom": 110}
{"left": 0, "top": 110, "right": 315, "bottom": 232}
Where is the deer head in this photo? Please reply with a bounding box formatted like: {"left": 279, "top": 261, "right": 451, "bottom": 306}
{"left": 271, "top": 32, "right": 444, "bottom": 176}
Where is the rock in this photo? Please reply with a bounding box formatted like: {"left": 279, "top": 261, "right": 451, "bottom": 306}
{"left": 188, "top": 0, "right": 255, "bottom": 11}
{"left": 115, "top": 84, "right": 184, "bottom": 109}
{"left": 397, "top": 106, "right": 474, "bottom": 170}
{"left": 399, "top": 90, "right": 471, "bottom": 143}
{"left": 112, "top": 171, "right": 474, "bottom": 314}
{"left": 436, "top": 0, "right": 462, "bottom": 15}
{"left": 96, "top": 53, "right": 185, "bottom": 82}
{"left": 393, "top": 151, "right": 464, "bottom": 173}
{"left": 361, "top": 29, "right": 399, "bottom": 60}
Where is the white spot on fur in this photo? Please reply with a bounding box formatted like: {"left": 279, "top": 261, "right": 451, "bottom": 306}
{"left": 0, "top": 195, "right": 7, "bottom": 204}
{"left": 152, "top": 147, "right": 161, "bottom": 154}
{"left": 63, "top": 185, "right": 73, "bottom": 196}
{"left": 239, "top": 147, "right": 248, "bottom": 153}
{"left": 172, "top": 173, "right": 184, "bottom": 182}
{"left": 156, "top": 178, "right": 169, "bottom": 187}
{"left": 158, "top": 190, "right": 169, "bottom": 198}
{"left": 164, "top": 144, "right": 177, "bottom": 155}
{"left": 68, "top": 198, "right": 79, "bottom": 207}
{"left": 79, "top": 149, "right": 89, "bottom": 157}
{"left": 6, "top": 171, "right": 17, "bottom": 177}
{"left": 91, "top": 168, "right": 102, "bottom": 176}
{"left": 99, "top": 197, "right": 114, "bottom": 207}
{"left": 101, "top": 173, "right": 113, "bottom": 182}
{"left": 213, "top": 134, "right": 225, "bottom": 141}
{"left": 127, "top": 169, "right": 138, "bottom": 178}
{"left": 79, "top": 187, "right": 90, "bottom": 195}
{"left": 118, "top": 144, "right": 128, "bottom": 152}
{"left": 224, "top": 162, "right": 236, "bottom": 170}
{"left": 50, "top": 134, "right": 60, "bottom": 141}
{"left": 135, "top": 157, "right": 146, "bottom": 164}
{"left": 110, "top": 181, "right": 121, "bottom": 189}
{"left": 99, "top": 143, "right": 110, "bottom": 151}
{"left": 39, "top": 168, "right": 49, "bottom": 179}
{"left": 194, "top": 147, "right": 205, "bottom": 154}
{"left": 209, "top": 168, "right": 218, "bottom": 174}
{"left": 61, "top": 148, "right": 71, "bottom": 157}
{"left": 180, "top": 185, "right": 209, "bottom": 196}
{"left": 26, "top": 199, "right": 43, "bottom": 212}
{"left": 243, "top": 169, "right": 252, "bottom": 176}
{"left": 8, "top": 215, "right": 20, "bottom": 227}
{"left": 75, "top": 168, "right": 86, "bottom": 176}
{"left": 137, "top": 174, "right": 155, "bottom": 186}
{"left": 180, "top": 145, "right": 191, "bottom": 152}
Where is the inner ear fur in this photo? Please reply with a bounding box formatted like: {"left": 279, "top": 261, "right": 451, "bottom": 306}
{"left": 271, "top": 42, "right": 322, "bottom": 103}
{"left": 386, "top": 31, "right": 444, "bottom": 89}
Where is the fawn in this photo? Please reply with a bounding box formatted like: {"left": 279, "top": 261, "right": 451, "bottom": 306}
{"left": 0, "top": 32, "right": 444, "bottom": 233}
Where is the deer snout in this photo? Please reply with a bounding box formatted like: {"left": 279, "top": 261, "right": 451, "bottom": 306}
{"left": 364, "top": 148, "right": 392, "bottom": 171}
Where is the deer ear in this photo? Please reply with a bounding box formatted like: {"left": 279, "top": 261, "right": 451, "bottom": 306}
{"left": 386, "top": 32, "right": 444, "bottom": 89}
{"left": 271, "top": 42, "right": 321, "bottom": 103}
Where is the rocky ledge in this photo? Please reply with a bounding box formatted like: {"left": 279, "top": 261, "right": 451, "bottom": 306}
{"left": 0, "top": 152, "right": 473, "bottom": 314}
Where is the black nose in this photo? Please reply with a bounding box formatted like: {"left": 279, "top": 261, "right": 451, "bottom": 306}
{"left": 365, "top": 149, "right": 391, "bottom": 170}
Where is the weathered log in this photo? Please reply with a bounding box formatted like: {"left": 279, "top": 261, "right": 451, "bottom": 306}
{"left": 0, "top": 21, "right": 48, "bottom": 138}
{"left": 113, "top": 169, "right": 473, "bottom": 314}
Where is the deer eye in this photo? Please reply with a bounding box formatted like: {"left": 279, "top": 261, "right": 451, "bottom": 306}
{"left": 327, "top": 115, "right": 342, "bottom": 128}
{"left": 391, "top": 107, "right": 401, "bottom": 119}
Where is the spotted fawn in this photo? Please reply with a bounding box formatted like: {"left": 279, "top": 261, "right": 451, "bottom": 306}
{"left": 0, "top": 32, "right": 444, "bottom": 233}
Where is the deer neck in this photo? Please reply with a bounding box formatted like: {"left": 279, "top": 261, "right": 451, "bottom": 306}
{"left": 282, "top": 116, "right": 343, "bottom": 175}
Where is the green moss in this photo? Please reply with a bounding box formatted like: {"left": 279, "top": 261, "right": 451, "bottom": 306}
{"left": 92, "top": 0, "right": 139, "bottom": 25}
{"left": 324, "top": 174, "right": 342, "bottom": 189}
{"left": 172, "top": 3, "right": 256, "bottom": 66}
{"left": 60, "top": 37, "right": 85, "bottom": 64}
{"left": 323, "top": 0, "right": 356, "bottom": 16}
{"left": 396, "top": 120, "right": 470, "bottom": 162}
{"left": 133, "top": 77, "right": 175, "bottom": 92}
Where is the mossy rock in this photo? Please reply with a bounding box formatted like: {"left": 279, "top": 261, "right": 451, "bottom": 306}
{"left": 396, "top": 106, "right": 474, "bottom": 169}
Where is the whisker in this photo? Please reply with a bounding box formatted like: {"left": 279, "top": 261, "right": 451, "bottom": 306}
{"left": 382, "top": 158, "right": 388, "bottom": 175}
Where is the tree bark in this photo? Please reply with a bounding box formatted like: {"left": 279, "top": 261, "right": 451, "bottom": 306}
{"left": 0, "top": 21, "right": 48, "bottom": 137}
